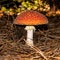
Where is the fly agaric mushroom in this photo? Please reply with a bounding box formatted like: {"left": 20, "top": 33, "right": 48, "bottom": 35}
{"left": 14, "top": 10, "right": 48, "bottom": 46}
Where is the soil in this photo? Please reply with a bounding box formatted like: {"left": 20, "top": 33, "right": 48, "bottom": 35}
{"left": 0, "top": 15, "right": 60, "bottom": 60}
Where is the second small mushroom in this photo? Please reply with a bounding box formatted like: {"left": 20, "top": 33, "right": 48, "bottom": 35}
{"left": 14, "top": 10, "right": 48, "bottom": 46}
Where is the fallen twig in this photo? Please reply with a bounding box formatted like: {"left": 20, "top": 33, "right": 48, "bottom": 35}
{"left": 23, "top": 39, "right": 48, "bottom": 60}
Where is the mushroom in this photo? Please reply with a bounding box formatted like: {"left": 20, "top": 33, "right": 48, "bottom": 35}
{"left": 13, "top": 10, "right": 48, "bottom": 46}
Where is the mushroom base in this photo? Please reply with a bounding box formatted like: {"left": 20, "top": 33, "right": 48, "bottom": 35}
{"left": 25, "top": 26, "right": 35, "bottom": 46}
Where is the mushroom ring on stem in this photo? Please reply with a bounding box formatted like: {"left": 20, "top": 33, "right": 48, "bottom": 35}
{"left": 13, "top": 10, "right": 48, "bottom": 46}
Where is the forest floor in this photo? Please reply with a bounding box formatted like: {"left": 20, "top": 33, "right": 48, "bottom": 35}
{"left": 0, "top": 15, "right": 60, "bottom": 60}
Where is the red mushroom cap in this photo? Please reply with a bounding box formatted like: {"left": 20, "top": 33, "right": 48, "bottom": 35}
{"left": 14, "top": 10, "right": 48, "bottom": 25}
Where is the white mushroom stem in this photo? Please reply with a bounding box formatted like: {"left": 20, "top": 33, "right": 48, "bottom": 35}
{"left": 25, "top": 26, "right": 35, "bottom": 46}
